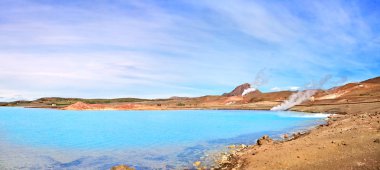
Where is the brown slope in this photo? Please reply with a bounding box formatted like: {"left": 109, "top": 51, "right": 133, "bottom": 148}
{"left": 223, "top": 83, "right": 250, "bottom": 97}
{"left": 313, "top": 77, "right": 380, "bottom": 103}
{"left": 245, "top": 90, "right": 293, "bottom": 102}
{"left": 361, "top": 76, "right": 380, "bottom": 84}
{"left": 63, "top": 102, "right": 92, "bottom": 110}
{"left": 292, "top": 76, "right": 380, "bottom": 114}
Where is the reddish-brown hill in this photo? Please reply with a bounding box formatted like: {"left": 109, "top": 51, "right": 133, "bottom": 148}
{"left": 63, "top": 102, "right": 92, "bottom": 110}
{"left": 361, "top": 76, "right": 380, "bottom": 84}
{"left": 222, "top": 83, "right": 250, "bottom": 97}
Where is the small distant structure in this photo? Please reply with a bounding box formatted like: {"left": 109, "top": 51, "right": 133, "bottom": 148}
{"left": 51, "top": 103, "right": 57, "bottom": 107}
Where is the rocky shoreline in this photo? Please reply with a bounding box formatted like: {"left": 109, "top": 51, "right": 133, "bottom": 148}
{"left": 208, "top": 110, "right": 380, "bottom": 170}
{"left": 209, "top": 117, "right": 331, "bottom": 170}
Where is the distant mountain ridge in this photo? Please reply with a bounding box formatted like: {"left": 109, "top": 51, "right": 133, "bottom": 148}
{"left": 1, "top": 76, "right": 379, "bottom": 113}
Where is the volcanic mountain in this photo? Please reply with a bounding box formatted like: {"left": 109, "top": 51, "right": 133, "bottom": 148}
{"left": 222, "top": 83, "right": 252, "bottom": 97}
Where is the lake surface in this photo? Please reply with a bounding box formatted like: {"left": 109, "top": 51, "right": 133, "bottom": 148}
{"left": 0, "top": 107, "right": 328, "bottom": 169}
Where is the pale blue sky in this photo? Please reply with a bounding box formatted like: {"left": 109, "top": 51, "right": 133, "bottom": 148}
{"left": 0, "top": 0, "right": 379, "bottom": 101}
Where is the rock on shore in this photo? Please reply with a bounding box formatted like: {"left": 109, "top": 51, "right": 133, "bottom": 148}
{"left": 110, "top": 165, "right": 134, "bottom": 170}
{"left": 218, "top": 111, "right": 380, "bottom": 170}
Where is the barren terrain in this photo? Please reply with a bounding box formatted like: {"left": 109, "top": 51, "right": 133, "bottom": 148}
{"left": 2, "top": 77, "right": 380, "bottom": 170}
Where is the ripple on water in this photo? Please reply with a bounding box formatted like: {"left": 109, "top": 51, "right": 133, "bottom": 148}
{"left": 0, "top": 107, "right": 328, "bottom": 169}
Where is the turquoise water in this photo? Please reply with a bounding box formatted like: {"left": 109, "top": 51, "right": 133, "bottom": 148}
{"left": 0, "top": 107, "right": 327, "bottom": 169}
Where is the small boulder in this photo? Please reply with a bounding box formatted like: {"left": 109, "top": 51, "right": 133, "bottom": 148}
{"left": 193, "top": 161, "right": 201, "bottom": 167}
{"left": 110, "top": 165, "right": 134, "bottom": 170}
{"left": 228, "top": 144, "right": 236, "bottom": 149}
{"left": 257, "top": 135, "right": 273, "bottom": 146}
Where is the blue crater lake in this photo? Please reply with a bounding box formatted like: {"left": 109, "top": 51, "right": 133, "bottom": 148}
{"left": 0, "top": 107, "right": 328, "bottom": 169}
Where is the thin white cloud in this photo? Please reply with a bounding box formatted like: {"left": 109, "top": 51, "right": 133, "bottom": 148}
{"left": 270, "top": 86, "right": 299, "bottom": 92}
{"left": 0, "top": 0, "right": 378, "bottom": 100}
{"left": 270, "top": 87, "right": 281, "bottom": 92}
{"left": 289, "top": 86, "right": 300, "bottom": 91}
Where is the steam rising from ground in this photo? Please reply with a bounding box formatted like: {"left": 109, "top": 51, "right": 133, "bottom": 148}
{"left": 332, "top": 76, "right": 347, "bottom": 85}
{"left": 242, "top": 69, "right": 269, "bottom": 96}
{"left": 271, "top": 75, "right": 332, "bottom": 111}
{"left": 242, "top": 88, "right": 257, "bottom": 96}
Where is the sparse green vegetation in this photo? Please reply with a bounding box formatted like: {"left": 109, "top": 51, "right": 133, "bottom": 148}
{"left": 0, "top": 97, "right": 170, "bottom": 107}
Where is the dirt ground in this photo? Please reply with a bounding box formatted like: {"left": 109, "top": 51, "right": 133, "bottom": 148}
{"left": 217, "top": 104, "right": 380, "bottom": 170}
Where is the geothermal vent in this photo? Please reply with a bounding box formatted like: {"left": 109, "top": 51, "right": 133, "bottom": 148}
{"left": 223, "top": 83, "right": 253, "bottom": 97}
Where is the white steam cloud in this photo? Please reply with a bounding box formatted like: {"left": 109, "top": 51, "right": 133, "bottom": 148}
{"left": 329, "top": 76, "right": 348, "bottom": 90}
{"left": 242, "top": 88, "right": 257, "bottom": 96}
{"left": 271, "top": 75, "right": 332, "bottom": 111}
{"left": 242, "top": 69, "right": 269, "bottom": 96}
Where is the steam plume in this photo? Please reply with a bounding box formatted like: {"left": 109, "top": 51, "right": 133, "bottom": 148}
{"left": 270, "top": 75, "right": 332, "bottom": 111}
{"left": 242, "top": 69, "right": 269, "bottom": 96}
{"left": 334, "top": 76, "right": 347, "bottom": 85}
